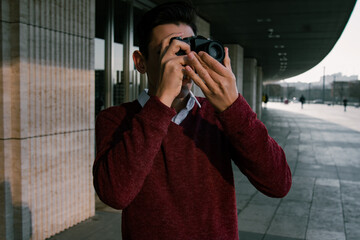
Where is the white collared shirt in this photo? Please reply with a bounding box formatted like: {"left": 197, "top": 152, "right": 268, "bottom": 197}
{"left": 137, "top": 89, "right": 201, "bottom": 125}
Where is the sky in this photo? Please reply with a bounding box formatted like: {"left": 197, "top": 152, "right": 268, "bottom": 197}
{"left": 284, "top": 0, "right": 360, "bottom": 83}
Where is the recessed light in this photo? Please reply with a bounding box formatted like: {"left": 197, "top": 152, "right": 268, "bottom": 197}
{"left": 274, "top": 45, "right": 285, "bottom": 49}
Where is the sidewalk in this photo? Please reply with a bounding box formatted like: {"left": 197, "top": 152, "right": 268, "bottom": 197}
{"left": 237, "top": 103, "right": 360, "bottom": 240}
{"left": 49, "top": 103, "right": 360, "bottom": 240}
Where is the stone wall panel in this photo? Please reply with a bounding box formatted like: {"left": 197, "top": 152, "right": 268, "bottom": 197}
{"left": 0, "top": 0, "right": 96, "bottom": 239}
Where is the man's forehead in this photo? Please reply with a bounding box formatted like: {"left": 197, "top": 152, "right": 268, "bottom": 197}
{"left": 149, "top": 23, "right": 195, "bottom": 46}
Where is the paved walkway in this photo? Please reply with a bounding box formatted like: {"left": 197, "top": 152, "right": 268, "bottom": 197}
{"left": 237, "top": 103, "right": 360, "bottom": 240}
{"left": 48, "top": 103, "right": 360, "bottom": 240}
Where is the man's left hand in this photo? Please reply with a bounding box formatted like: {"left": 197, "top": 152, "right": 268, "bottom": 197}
{"left": 185, "top": 47, "right": 238, "bottom": 112}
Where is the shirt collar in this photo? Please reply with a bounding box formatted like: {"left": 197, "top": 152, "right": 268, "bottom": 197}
{"left": 137, "top": 89, "right": 150, "bottom": 108}
{"left": 137, "top": 89, "right": 201, "bottom": 109}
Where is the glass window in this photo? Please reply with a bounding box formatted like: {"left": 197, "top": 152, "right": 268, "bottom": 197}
{"left": 95, "top": 0, "right": 149, "bottom": 116}
{"left": 95, "top": 0, "right": 107, "bottom": 116}
{"left": 95, "top": 38, "right": 105, "bottom": 116}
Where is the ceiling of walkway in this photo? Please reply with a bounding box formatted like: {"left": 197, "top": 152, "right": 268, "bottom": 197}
{"left": 151, "top": 0, "right": 357, "bottom": 81}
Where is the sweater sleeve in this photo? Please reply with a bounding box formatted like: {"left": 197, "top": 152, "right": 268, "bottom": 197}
{"left": 218, "top": 94, "right": 292, "bottom": 198}
{"left": 93, "top": 97, "right": 176, "bottom": 209}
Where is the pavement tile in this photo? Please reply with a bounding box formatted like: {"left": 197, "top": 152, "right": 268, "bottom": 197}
{"left": 308, "top": 207, "right": 344, "bottom": 232}
{"left": 264, "top": 235, "right": 303, "bottom": 240}
{"left": 283, "top": 180, "right": 314, "bottom": 202}
{"left": 297, "top": 155, "right": 317, "bottom": 165}
{"left": 250, "top": 193, "right": 282, "bottom": 206}
{"left": 234, "top": 180, "right": 258, "bottom": 196}
{"left": 306, "top": 229, "right": 346, "bottom": 240}
{"left": 294, "top": 168, "right": 339, "bottom": 179}
{"left": 267, "top": 214, "right": 308, "bottom": 239}
{"left": 238, "top": 204, "right": 278, "bottom": 222}
{"left": 344, "top": 222, "right": 360, "bottom": 240}
{"left": 48, "top": 212, "right": 122, "bottom": 240}
{"left": 341, "top": 180, "right": 360, "bottom": 228}
{"left": 315, "top": 178, "right": 340, "bottom": 187}
{"left": 238, "top": 231, "right": 264, "bottom": 240}
{"left": 237, "top": 218, "right": 270, "bottom": 234}
{"left": 238, "top": 204, "right": 278, "bottom": 234}
{"left": 276, "top": 199, "right": 311, "bottom": 218}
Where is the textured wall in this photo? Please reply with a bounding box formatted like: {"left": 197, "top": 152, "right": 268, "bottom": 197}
{"left": 243, "top": 58, "right": 258, "bottom": 111}
{"left": 0, "top": 0, "right": 95, "bottom": 239}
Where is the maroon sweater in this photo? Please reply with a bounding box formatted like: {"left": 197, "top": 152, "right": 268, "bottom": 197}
{"left": 93, "top": 94, "right": 291, "bottom": 240}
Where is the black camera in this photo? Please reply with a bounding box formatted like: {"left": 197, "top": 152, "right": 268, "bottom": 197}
{"left": 171, "top": 36, "right": 225, "bottom": 63}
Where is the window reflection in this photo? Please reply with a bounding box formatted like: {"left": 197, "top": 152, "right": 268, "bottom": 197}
{"left": 95, "top": 0, "right": 148, "bottom": 117}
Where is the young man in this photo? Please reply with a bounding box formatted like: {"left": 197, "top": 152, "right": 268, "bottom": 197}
{"left": 93, "top": 2, "right": 291, "bottom": 239}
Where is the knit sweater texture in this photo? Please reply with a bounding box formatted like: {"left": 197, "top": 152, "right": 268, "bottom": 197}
{"left": 93, "top": 94, "right": 292, "bottom": 240}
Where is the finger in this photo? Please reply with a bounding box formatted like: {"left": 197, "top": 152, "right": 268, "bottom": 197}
{"left": 184, "top": 65, "right": 210, "bottom": 95}
{"left": 160, "top": 33, "right": 192, "bottom": 60}
{"left": 160, "top": 32, "right": 184, "bottom": 52}
{"left": 188, "top": 52, "right": 218, "bottom": 92}
{"left": 198, "top": 51, "right": 228, "bottom": 78}
{"left": 159, "top": 32, "right": 184, "bottom": 59}
{"left": 194, "top": 52, "right": 224, "bottom": 84}
{"left": 223, "top": 47, "right": 232, "bottom": 71}
{"left": 168, "top": 39, "right": 191, "bottom": 56}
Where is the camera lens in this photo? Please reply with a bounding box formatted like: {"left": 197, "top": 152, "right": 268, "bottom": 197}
{"left": 207, "top": 42, "right": 224, "bottom": 63}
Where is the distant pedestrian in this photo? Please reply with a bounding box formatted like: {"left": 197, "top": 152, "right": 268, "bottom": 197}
{"left": 299, "top": 95, "right": 305, "bottom": 109}
{"left": 262, "top": 94, "right": 269, "bottom": 108}
{"left": 343, "top": 98, "right": 348, "bottom": 112}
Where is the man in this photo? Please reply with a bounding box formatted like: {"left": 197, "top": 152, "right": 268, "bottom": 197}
{"left": 343, "top": 98, "right": 348, "bottom": 112}
{"left": 93, "top": 2, "right": 291, "bottom": 239}
{"left": 300, "top": 95, "right": 305, "bottom": 109}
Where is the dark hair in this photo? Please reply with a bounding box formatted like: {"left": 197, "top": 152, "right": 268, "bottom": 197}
{"left": 136, "top": 1, "right": 198, "bottom": 58}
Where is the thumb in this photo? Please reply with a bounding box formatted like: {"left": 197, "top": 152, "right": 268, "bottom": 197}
{"left": 223, "top": 47, "right": 232, "bottom": 71}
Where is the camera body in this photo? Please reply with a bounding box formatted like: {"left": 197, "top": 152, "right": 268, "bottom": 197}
{"left": 171, "top": 36, "right": 225, "bottom": 63}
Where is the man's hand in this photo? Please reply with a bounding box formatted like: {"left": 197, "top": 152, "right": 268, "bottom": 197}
{"left": 155, "top": 33, "right": 191, "bottom": 107}
{"left": 185, "top": 48, "right": 239, "bottom": 112}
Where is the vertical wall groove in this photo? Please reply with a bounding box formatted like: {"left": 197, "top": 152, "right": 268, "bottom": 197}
{"left": 1, "top": 0, "right": 95, "bottom": 239}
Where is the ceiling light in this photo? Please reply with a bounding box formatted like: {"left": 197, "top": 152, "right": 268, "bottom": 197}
{"left": 274, "top": 45, "right": 285, "bottom": 49}
{"left": 257, "top": 18, "right": 272, "bottom": 23}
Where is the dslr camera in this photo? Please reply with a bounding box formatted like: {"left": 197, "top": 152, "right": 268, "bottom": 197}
{"left": 170, "top": 36, "right": 225, "bottom": 63}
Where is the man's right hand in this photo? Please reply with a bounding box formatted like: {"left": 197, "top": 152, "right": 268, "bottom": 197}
{"left": 155, "top": 33, "right": 192, "bottom": 107}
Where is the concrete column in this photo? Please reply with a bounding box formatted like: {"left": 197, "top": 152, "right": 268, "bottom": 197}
{"left": 243, "top": 58, "right": 258, "bottom": 111}
{"left": 0, "top": 0, "right": 95, "bottom": 239}
{"left": 256, "top": 67, "right": 263, "bottom": 119}
{"left": 195, "top": 16, "right": 210, "bottom": 38}
{"left": 104, "top": 0, "right": 114, "bottom": 108}
{"left": 224, "top": 44, "right": 244, "bottom": 95}
{"left": 192, "top": 16, "right": 210, "bottom": 97}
